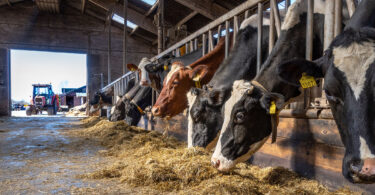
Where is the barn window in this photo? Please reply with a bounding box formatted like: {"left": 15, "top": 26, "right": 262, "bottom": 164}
{"left": 140, "top": 0, "right": 156, "bottom": 6}
{"left": 112, "top": 14, "right": 138, "bottom": 29}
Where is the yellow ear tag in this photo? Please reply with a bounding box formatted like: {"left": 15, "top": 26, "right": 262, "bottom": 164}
{"left": 164, "top": 65, "right": 168, "bottom": 71}
{"left": 299, "top": 72, "right": 317, "bottom": 89}
{"left": 192, "top": 75, "right": 201, "bottom": 88}
{"left": 269, "top": 101, "right": 276, "bottom": 115}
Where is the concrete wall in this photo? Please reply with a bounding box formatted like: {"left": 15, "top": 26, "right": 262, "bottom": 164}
{"left": 0, "top": 1, "right": 155, "bottom": 112}
{"left": 0, "top": 49, "right": 10, "bottom": 116}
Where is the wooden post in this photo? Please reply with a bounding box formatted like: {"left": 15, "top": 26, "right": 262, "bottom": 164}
{"left": 233, "top": 16, "right": 239, "bottom": 45}
{"left": 269, "top": 0, "right": 275, "bottom": 54}
{"left": 123, "top": 0, "right": 128, "bottom": 75}
{"left": 208, "top": 30, "right": 214, "bottom": 51}
{"left": 157, "top": 0, "right": 165, "bottom": 54}
{"left": 257, "top": 3, "right": 263, "bottom": 73}
{"left": 334, "top": 0, "right": 342, "bottom": 37}
{"left": 202, "top": 33, "right": 207, "bottom": 56}
{"left": 107, "top": 11, "right": 112, "bottom": 84}
{"left": 324, "top": 0, "right": 335, "bottom": 50}
{"left": 225, "top": 20, "right": 230, "bottom": 58}
{"left": 271, "top": 0, "right": 281, "bottom": 37}
{"left": 346, "top": 0, "right": 356, "bottom": 17}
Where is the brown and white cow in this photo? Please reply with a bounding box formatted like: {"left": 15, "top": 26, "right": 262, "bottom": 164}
{"left": 151, "top": 35, "right": 230, "bottom": 118}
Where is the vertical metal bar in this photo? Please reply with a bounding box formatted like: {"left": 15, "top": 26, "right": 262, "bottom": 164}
{"left": 225, "top": 20, "right": 230, "bottom": 58}
{"left": 334, "top": 0, "right": 342, "bottom": 36}
{"left": 208, "top": 30, "right": 214, "bottom": 51}
{"left": 233, "top": 16, "right": 239, "bottom": 46}
{"left": 157, "top": 0, "right": 164, "bottom": 54}
{"left": 194, "top": 38, "right": 198, "bottom": 50}
{"left": 185, "top": 43, "right": 189, "bottom": 54}
{"left": 257, "top": 3, "right": 263, "bottom": 73}
{"left": 202, "top": 33, "right": 207, "bottom": 56}
{"left": 324, "top": 0, "right": 335, "bottom": 50}
{"left": 217, "top": 25, "right": 222, "bottom": 39}
{"left": 271, "top": 0, "right": 281, "bottom": 37}
{"left": 346, "top": 0, "right": 356, "bottom": 17}
{"left": 190, "top": 40, "right": 194, "bottom": 52}
{"left": 306, "top": 0, "right": 314, "bottom": 60}
{"left": 123, "top": 0, "right": 128, "bottom": 75}
{"left": 107, "top": 12, "right": 112, "bottom": 84}
{"left": 245, "top": 10, "right": 249, "bottom": 19}
{"left": 269, "top": 1, "right": 275, "bottom": 54}
{"left": 286, "top": 0, "right": 290, "bottom": 10}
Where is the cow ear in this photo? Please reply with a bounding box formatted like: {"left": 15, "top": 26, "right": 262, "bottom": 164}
{"left": 277, "top": 58, "right": 324, "bottom": 87}
{"left": 259, "top": 92, "right": 285, "bottom": 113}
{"left": 127, "top": 63, "right": 138, "bottom": 72}
{"left": 189, "top": 65, "right": 209, "bottom": 80}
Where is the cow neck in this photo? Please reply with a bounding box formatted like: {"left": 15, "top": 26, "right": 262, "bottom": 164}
{"left": 210, "top": 25, "right": 269, "bottom": 91}
{"left": 253, "top": 12, "right": 325, "bottom": 102}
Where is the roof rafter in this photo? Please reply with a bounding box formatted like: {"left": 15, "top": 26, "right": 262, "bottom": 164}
{"left": 174, "top": 0, "right": 228, "bottom": 20}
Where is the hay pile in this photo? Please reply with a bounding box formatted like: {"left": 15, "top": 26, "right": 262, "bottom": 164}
{"left": 68, "top": 117, "right": 357, "bottom": 195}
{"left": 65, "top": 103, "right": 87, "bottom": 117}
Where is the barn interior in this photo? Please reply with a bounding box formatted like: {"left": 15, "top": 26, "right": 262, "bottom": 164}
{"left": 0, "top": 0, "right": 374, "bottom": 194}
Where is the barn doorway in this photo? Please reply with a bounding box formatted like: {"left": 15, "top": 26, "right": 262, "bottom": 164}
{"left": 10, "top": 50, "right": 87, "bottom": 117}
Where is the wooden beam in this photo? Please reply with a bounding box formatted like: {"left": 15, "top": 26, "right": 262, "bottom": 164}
{"left": 324, "top": 0, "right": 335, "bottom": 50}
{"left": 334, "top": 0, "right": 342, "bottom": 37}
{"left": 123, "top": 0, "right": 128, "bottom": 74}
{"left": 145, "top": 0, "right": 159, "bottom": 16}
{"left": 257, "top": 3, "right": 263, "bottom": 73}
{"left": 174, "top": 0, "right": 227, "bottom": 20}
{"left": 176, "top": 11, "right": 198, "bottom": 28}
{"left": 88, "top": 0, "right": 157, "bottom": 35}
{"left": 0, "top": 0, "right": 24, "bottom": 7}
{"left": 81, "top": 0, "right": 86, "bottom": 13}
{"left": 129, "top": 26, "right": 139, "bottom": 36}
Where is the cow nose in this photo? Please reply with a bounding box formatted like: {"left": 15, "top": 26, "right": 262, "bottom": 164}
{"left": 360, "top": 158, "right": 375, "bottom": 177}
{"left": 140, "top": 80, "right": 149, "bottom": 86}
{"left": 152, "top": 106, "right": 160, "bottom": 116}
{"left": 211, "top": 158, "right": 220, "bottom": 169}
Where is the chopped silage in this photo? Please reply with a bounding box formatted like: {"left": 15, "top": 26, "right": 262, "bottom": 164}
{"left": 66, "top": 117, "right": 358, "bottom": 195}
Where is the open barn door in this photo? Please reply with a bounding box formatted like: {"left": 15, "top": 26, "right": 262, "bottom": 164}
{"left": 0, "top": 48, "right": 10, "bottom": 116}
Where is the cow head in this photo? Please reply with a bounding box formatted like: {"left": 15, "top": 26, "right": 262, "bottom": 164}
{"left": 279, "top": 28, "right": 375, "bottom": 183}
{"left": 211, "top": 0, "right": 327, "bottom": 172}
{"left": 109, "top": 96, "right": 128, "bottom": 121}
{"left": 127, "top": 57, "right": 152, "bottom": 87}
{"left": 124, "top": 86, "right": 152, "bottom": 126}
{"left": 187, "top": 87, "right": 224, "bottom": 150}
{"left": 152, "top": 62, "right": 209, "bottom": 118}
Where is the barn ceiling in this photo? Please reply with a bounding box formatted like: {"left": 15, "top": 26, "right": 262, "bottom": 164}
{"left": 0, "top": 0, "right": 247, "bottom": 45}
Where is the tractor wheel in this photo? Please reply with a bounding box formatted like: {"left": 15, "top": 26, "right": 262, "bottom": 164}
{"left": 26, "top": 107, "right": 32, "bottom": 116}
{"left": 47, "top": 106, "right": 54, "bottom": 115}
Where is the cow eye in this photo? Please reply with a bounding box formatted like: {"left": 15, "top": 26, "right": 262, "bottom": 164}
{"left": 173, "top": 81, "right": 179, "bottom": 85}
{"left": 235, "top": 112, "right": 245, "bottom": 123}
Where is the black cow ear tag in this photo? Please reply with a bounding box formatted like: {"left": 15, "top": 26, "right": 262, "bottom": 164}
{"left": 299, "top": 72, "right": 317, "bottom": 89}
{"left": 269, "top": 101, "right": 276, "bottom": 115}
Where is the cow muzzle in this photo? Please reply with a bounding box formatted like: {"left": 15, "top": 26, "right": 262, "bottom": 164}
{"left": 151, "top": 106, "right": 161, "bottom": 116}
{"left": 210, "top": 156, "right": 234, "bottom": 172}
{"left": 349, "top": 158, "right": 375, "bottom": 183}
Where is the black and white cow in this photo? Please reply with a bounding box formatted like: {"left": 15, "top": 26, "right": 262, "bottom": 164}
{"left": 186, "top": 13, "right": 271, "bottom": 150}
{"left": 109, "top": 82, "right": 141, "bottom": 121}
{"left": 278, "top": 0, "right": 375, "bottom": 183}
{"left": 123, "top": 86, "right": 152, "bottom": 126}
{"left": 210, "top": 0, "right": 328, "bottom": 171}
{"left": 90, "top": 77, "right": 136, "bottom": 114}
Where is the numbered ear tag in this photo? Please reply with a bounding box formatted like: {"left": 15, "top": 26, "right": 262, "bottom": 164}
{"left": 192, "top": 75, "right": 201, "bottom": 88}
{"left": 299, "top": 72, "right": 317, "bottom": 89}
{"left": 164, "top": 65, "right": 168, "bottom": 71}
{"left": 269, "top": 101, "right": 276, "bottom": 115}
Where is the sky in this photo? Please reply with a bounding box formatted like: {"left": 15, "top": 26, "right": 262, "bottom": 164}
{"left": 11, "top": 50, "right": 87, "bottom": 102}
